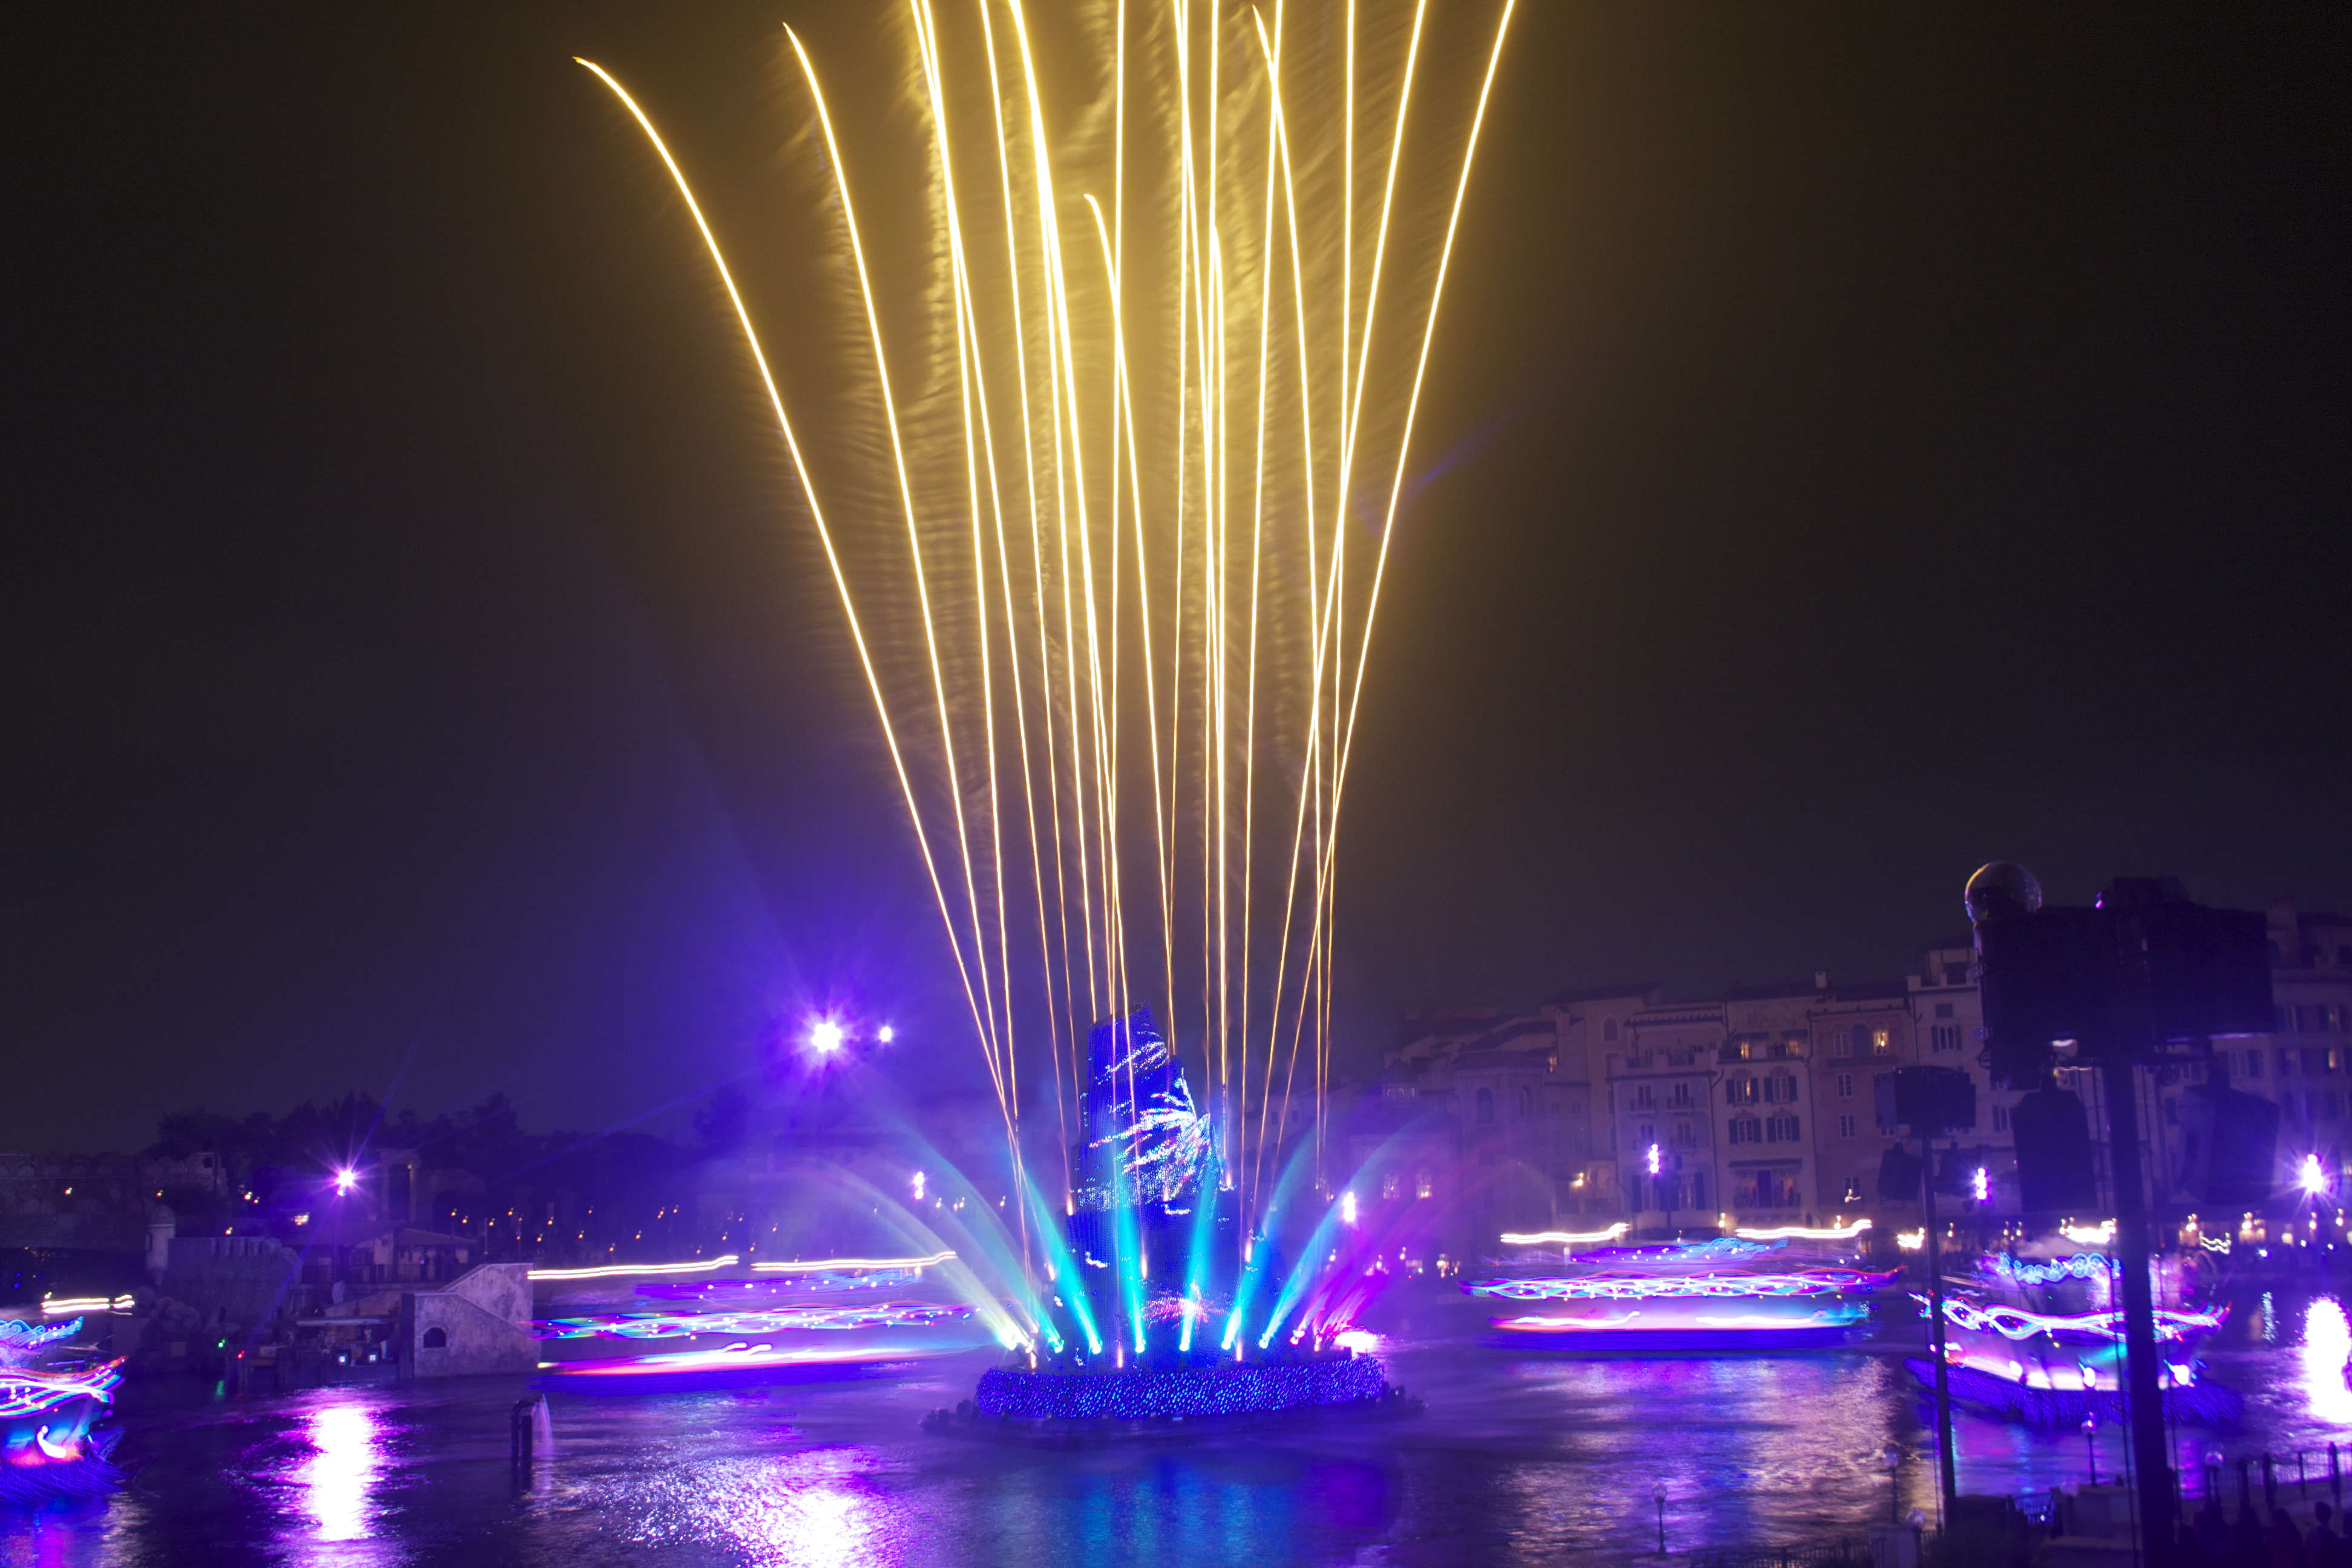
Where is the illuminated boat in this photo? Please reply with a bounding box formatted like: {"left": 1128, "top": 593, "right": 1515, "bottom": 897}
{"left": 1904, "top": 1246, "right": 2239, "bottom": 1425}
{"left": 1, "top": 1316, "right": 126, "bottom": 1502}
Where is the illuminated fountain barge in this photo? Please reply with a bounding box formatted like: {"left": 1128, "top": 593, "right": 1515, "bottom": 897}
{"left": 1, "top": 1315, "right": 125, "bottom": 1503}
{"left": 924, "top": 1013, "right": 1419, "bottom": 1446}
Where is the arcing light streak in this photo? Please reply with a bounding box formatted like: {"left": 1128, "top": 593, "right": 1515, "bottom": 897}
{"left": 578, "top": 2, "right": 1517, "bottom": 1316}
{"left": 1500, "top": 1224, "right": 1630, "bottom": 1246}
{"left": 37, "top": 1298, "right": 129, "bottom": 1318}
{"left": 749, "top": 1252, "right": 955, "bottom": 1275}
{"left": 1734, "top": 1220, "right": 1872, "bottom": 1242}
{"left": 1917, "top": 1295, "right": 2223, "bottom": 1344}
{"left": 0, "top": 1364, "right": 122, "bottom": 1420}
{"left": 528, "top": 1255, "right": 739, "bottom": 1282}
{"left": 0, "top": 1319, "right": 82, "bottom": 1353}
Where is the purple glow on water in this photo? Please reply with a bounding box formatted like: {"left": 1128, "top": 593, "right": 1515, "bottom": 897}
{"left": 298, "top": 1402, "right": 382, "bottom": 1543}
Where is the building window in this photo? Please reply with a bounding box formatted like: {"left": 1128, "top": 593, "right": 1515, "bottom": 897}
{"left": 1692, "top": 1171, "right": 1709, "bottom": 1208}
{"left": 1832, "top": 1031, "right": 1852, "bottom": 1059}
{"left": 422, "top": 1326, "right": 447, "bottom": 1349}
{"left": 1768, "top": 1074, "right": 1797, "bottom": 1104}
{"left": 1639, "top": 1122, "right": 1656, "bottom": 1147}
{"left": 1766, "top": 1114, "right": 1801, "bottom": 1143}
{"left": 1636, "top": 1085, "right": 1656, "bottom": 1110}
{"left": 1835, "top": 1074, "right": 1854, "bottom": 1099}
{"left": 1673, "top": 1117, "right": 1694, "bottom": 1147}
{"left": 1729, "top": 1117, "right": 1762, "bottom": 1145}
{"left": 1517, "top": 1087, "right": 1534, "bottom": 1119}
{"left": 1993, "top": 1105, "right": 2010, "bottom": 1132}
{"left": 1475, "top": 1088, "right": 1494, "bottom": 1124}
{"left": 1416, "top": 1170, "right": 1432, "bottom": 1200}
{"left": 1671, "top": 1082, "right": 1693, "bottom": 1108}
{"left": 1852, "top": 1024, "right": 1872, "bottom": 1056}
{"left": 2247, "top": 1050, "right": 2264, "bottom": 1079}
{"left": 1838, "top": 1114, "right": 1857, "bottom": 1139}
{"left": 1766, "top": 1039, "right": 1791, "bottom": 1059}
{"left": 1727, "top": 1077, "right": 1757, "bottom": 1105}
{"left": 1932, "top": 1025, "right": 1962, "bottom": 1053}
{"left": 1934, "top": 1002, "right": 1955, "bottom": 1020}
{"left": 1872, "top": 1028, "right": 1892, "bottom": 1056}
{"left": 1381, "top": 1172, "right": 1399, "bottom": 1199}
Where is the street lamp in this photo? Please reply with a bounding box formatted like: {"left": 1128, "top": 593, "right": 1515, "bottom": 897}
{"left": 1881, "top": 1445, "right": 1902, "bottom": 1523}
{"left": 2081, "top": 1417, "right": 2099, "bottom": 1486}
{"left": 1653, "top": 1482, "right": 1667, "bottom": 1555}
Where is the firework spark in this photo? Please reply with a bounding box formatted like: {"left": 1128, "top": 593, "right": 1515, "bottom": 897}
{"left": 578, "top": 0, "right": 1515, "bottom": 1236}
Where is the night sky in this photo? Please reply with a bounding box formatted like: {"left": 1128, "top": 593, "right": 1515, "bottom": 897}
{"left": 6, "top": 3, "right": 2347, "bottom": 1153}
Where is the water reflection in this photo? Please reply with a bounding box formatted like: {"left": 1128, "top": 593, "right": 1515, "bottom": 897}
{"left": 2299, "top": 1299, "right": 2352, "bottom": 1426}
{"left": 298, "top": 1402, "right": 382, "bottom": 1543}
{"left": 24, "top": 1307, "right": 2352, "bottom": 1566}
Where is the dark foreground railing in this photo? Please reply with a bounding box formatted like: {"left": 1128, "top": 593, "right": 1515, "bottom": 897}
{"left": 1688, "top": 1547, "right": 1866, "bottom": 1568}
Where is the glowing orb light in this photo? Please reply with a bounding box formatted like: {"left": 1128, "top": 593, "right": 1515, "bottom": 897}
{"left": 808, "top": 1018, "right": 846, "bottom": 1057}
{"left": 1647, "top": 1144, "right": 1662, "bottom": 1177}
{"left": 332, "top": 1168, "right": 358, "bottom": 1196}
{"left": 2300, "top": 1154, "right": 2327, "bottom": 1197}
{"left": 877, "top": 1024, "right": 895, "bottom": 1045}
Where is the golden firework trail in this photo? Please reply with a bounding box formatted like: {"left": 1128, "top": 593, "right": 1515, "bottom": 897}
{"left": 578, "top": 0, "right": 1515, "bottom": 1218}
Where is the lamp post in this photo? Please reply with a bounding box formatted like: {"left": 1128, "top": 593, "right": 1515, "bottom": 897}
{"left": 2082, "top": 1416, "right": 2099, "bottom": 1486}
{"left": 1653, "top": 1482, "right": 1667, "bottom": 1555}
{"left": 1881, "top": 1445, "right": 1902, "bottom": 1523}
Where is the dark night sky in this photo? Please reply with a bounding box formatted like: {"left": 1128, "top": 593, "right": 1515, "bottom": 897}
{"left": 5, "top": 4, "right": 2347, "bottom": 1152}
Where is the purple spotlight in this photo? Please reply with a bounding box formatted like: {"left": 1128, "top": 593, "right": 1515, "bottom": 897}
{"left": 333, "top": 1168, "right": 358, "bottom": 1196}
{"left": 808, "top": 1018, "right": 847, "bottom": 1057}
{"left": 1646, "top": 1143, "right": 1661, "bottom": 1177}
{"left": 2300, "top": 1154, "right": 2327, "bottom": 1197}
{"left": 877, "top": 1024, "right": 895, "bottom": 1045}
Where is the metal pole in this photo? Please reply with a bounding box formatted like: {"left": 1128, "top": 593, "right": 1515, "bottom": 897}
{"left": 2098, "top": 1048, "right": 2176, "bottom": 1554}
{"left": 1921, "top": 1143, "right": 1959, "bottom": 1508}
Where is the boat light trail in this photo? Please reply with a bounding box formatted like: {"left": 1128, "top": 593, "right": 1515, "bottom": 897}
{"left": 538, "top": 1301, "right": 973, "bottom": 1340}
{"left": 0, "top": 1364, "right": 123, "bottom": 1420}
{"left": 1734, "top": 1220, "right": 1872, "bottom": 1241}
{"left": 1470, "top": 1268, "right": 1898, "bottom": 1302}
{"left": 1499, "top": 1224, "right": 1630, "bottom": 1246}
{"left": 528, "top": 1256, "right": 739, "bottom": 1282}
{"left": 749, "top": 1252, "right": 956, "bottom": 1274}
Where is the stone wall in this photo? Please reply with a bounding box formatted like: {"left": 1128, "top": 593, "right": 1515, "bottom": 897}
{"left": 400, "top": 1263, "right": 532, "bottom": 1378}
{"left": 163, "top": 1235, "right": 300, "bottom": 1332}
